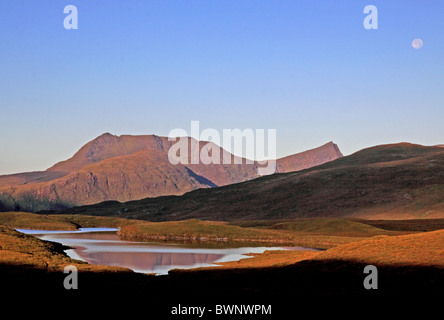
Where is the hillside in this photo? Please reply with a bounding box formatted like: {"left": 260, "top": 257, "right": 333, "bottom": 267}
{"left": 276, "top": 141, "right": 342, "bottom": 172}
{"left": 0, "top": 171, "right": 67, "bottom": 189}
{"left": 0, "top": 150, "right": 213, "bottom": 212}
{"left": 313, "top": 229, "right": 444, "bottom": 266}
{"left": 0, "top": 133, "right": 342, "bottom": 212}
{"left": 57, "top": 143, "right": 444, "bottom": 221}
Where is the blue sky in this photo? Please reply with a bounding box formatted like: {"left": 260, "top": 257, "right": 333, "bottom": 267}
{"left": 1, "top": 0, "right": 443, "bottom": 174}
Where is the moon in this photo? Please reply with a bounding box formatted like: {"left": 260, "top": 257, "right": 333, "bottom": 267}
{"left": 412, "top": 38, "right": 423, "bottom": 49}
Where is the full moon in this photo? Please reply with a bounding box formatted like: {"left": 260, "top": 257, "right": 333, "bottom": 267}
{"left": 412, "top": 38, "right": 423, "bottom": 49}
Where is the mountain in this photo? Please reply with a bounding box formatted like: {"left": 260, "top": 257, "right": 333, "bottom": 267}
{"left": 0, "top": 133, "right": 343, "bottom": 212}
{"left": 56, "top": 143, "right": 444, "bottom": 221}
{"left": 276, "top": 141, "right": 342, "bottom": 173}
{"left": 46, "top": 133, "right": 172, "bottom": 173}
{"left": 0, "top": 171, "right": 67, "bottom": 190}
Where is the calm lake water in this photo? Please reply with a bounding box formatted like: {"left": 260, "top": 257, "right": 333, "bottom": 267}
{"left": 17, "top": 228, "right": 313, "bottom": 275}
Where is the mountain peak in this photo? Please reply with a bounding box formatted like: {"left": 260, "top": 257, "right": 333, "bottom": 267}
{"left": 46, "top": 133, "right": 171, "bottom": 173}
{"left": 100, "top": 132, "right": 114, "bottom": 137}
{"left": 1, "top": 134, "right": 346, "bottom": 212}
{"left": 275, "top": 141, "right": 343, "bottom": 173}
{"left": 94, "top": 132, "right": 117, "bottom": 141}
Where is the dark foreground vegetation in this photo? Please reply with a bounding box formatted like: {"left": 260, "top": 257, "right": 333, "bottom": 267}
{"left": 2, "top": 251, "right": 442, "bottom": 317}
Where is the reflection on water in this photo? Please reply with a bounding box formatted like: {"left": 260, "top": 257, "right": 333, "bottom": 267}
{"left": 18, "top": 228, "right": 313, "bottom": 275}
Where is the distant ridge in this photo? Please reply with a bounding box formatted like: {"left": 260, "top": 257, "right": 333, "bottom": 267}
{"left": 276, "top": 141, "right": 342, "bottom": 173}
{"left": 0, "top": 133, "right": 343, "bottom": 212}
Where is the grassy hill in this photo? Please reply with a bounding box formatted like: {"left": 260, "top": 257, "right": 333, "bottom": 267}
{"left": 0, "top": 211, "right": 142, "bottom": 230}
{"left": 55, "top": 143, "right": 444, "bottom": 221}
{"left": 312, "top": 229, "right": 444, "bottom": 266}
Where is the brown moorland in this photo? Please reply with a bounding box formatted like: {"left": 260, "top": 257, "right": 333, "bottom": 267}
{"left": 1, "top": 218, "right": 442, "bottom": 315}
{"left": 0, "top": 225, "right": 131, "bottom": 274}
{"left": 0, "top": 213, "right": 444, "bottom": 319}
{"left": 209, "top": 228, "right": 444, "bottom": 270}
{"left": 0, "top": 212, "right": 397, "bottom": 249}
{"left": 54, "top": 143, "right": 444, "bottom": 221}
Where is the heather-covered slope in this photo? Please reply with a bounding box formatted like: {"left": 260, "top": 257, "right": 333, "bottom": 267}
{"left": 58, "top": 143, "right": 444, "bottom": 221}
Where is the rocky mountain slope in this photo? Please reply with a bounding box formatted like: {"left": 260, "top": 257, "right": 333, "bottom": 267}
{"left": 0, "top": 133, "right": 343, "bottom": 211}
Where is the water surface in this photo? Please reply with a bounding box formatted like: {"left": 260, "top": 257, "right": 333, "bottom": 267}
{"left": 18, "top": 228, "right": 313, "bottom": 275}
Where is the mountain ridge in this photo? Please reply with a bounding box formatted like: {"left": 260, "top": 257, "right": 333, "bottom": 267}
{"left": 53, "top": 142, "right": 444, "bottom": 221}
{"left": 0, "top": 133, "right": 343, "bottom": 212}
